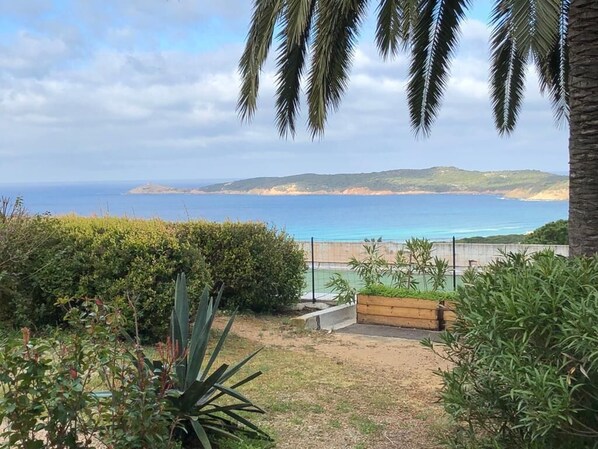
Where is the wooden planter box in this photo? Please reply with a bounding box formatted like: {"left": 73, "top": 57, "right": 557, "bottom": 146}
{"left": 357, "top": 295, "right": 440, "bottom": 330}
{"left": 357, "top": 295, "right": 457, "bottom": 331}
{"left": 441, "top": 301, "right": 456, "bottom": 330}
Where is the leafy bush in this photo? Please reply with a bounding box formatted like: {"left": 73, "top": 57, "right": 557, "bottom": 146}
{"left": 25, "top": 216, "right": 212, "bottom": 339}
{"left": 0, "top": 198, "right": 54, "bottom": 326}
{"left": 522, "top": 219, "right": 568, "bottom": 245}
{"left": 175, "top": 221, "right": 305, "bottom": 311}
{"left": 0, "top": 275, "right": 268, "bottom": 449}
{"left": 0, "top": 302, "right": 179, "bottom": 449}
{"left": 325, "top": 273, "right": 357, "bottom": 304}
{"left": 426, "top": 252, "right": 598, "bottom": 448}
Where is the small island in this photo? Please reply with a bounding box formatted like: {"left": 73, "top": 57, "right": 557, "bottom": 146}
{"left": 129, "top": 166, "right": 569, "bottom": 201}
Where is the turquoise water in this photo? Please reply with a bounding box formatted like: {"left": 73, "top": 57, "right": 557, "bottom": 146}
{"left": 0, "top": 181, "right": 568, "bottom": 242}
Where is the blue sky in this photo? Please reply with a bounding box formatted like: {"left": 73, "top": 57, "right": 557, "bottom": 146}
{"left": 0, "top": 1, "right": 569, "bottom": 183}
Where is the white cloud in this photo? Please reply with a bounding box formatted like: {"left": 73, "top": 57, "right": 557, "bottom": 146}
{"left": 0, "top": 3, "right": 569, "bottom": 183}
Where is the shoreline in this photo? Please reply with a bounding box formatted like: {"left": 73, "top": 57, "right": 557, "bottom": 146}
{"left": 127, "top": 187, "right": 569, "bottom": 202}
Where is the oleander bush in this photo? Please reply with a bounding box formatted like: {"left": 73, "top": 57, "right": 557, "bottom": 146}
{"left": 425, "top": 251, "right": 598, "bottom": 448}
{"left": 175, "top": 221, "right": 305, "bottom": 311}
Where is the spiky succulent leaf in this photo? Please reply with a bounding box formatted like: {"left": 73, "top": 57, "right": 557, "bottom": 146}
{"left": 185, "top": 286, "right": 212, "bottom": 388}
{"left": 180, "top": 364, "right": 229, "bottom": 412}
{"left": 190, "top": 419, "right": 212, "bottom": 449}
{"left": 408, "top": 0, "right": 470, "bottom": 135}
{"left": 201, "top": 310, "right": 238, "bottom": 381}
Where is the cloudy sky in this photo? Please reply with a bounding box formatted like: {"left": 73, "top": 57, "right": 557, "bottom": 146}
{"left": 0, "top": 0, "right": 569, "bottom": 184}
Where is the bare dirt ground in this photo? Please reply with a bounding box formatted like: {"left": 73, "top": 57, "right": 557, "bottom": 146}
{"left": 214, "top": 315, "right": 452, "bottom": 449}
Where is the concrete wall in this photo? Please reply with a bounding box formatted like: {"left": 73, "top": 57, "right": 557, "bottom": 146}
{"left": 298, "top": 241, "right": 569, "bottom": 268}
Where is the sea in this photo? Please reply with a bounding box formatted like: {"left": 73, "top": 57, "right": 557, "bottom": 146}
{"left": 0, "top": 180, "right": 569, "bottom": 242}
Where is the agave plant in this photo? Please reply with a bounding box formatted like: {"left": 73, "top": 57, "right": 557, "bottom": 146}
{"left": 161, "top": 273, "right": 270, "bottom": 448}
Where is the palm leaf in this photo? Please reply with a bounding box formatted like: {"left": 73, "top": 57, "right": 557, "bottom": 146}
{"left": 274, "top": 0, "right": 316, "bottom": 136}
{"left": 535, "top": 0, "right": 569, "bottom": 124}
{"left": 238, "top": 0, "right": 285, "bottom": 122}
{"left": 490, "top": 0, "right": 527, "bottom": 134}
{"left": 508, "top": 0, "right": 560, "bottom": 56}
{"left": 376, "top": 0, "right": 418, "bottom": 58}
{"left": 306, "top": 0, "right": 369, "bottom": 137}
{"left": 408, "top": 0, "right": 471, "bottom": 135}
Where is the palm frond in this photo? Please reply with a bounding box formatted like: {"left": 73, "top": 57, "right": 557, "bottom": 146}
{"left": 408, "top": 0, "right": 471, "bottom": 135}
{"left": 375, "top": 0, "right": 419, "bottom": 59}
{"left": 490, "top": 0, "right": 527, "bottom": 134}
{"left": 238, "top": 0, "right": 285, "bottom": 122}
{"left": 509, "top": 0, "right": 560, "bottom": 57}
{"left": 274, "top": 0, "right": 316, "bottom": 136}
{"left": 535, "top": 0, "right": 569, "bottom": 125}
{"left": 306, "top": 0, "right": 369, "bottom": 137}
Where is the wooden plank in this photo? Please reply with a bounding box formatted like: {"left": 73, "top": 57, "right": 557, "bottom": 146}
{"left": 356, "top": 304, "right": 437, "bottom": 320}
{"left": 358, "top": 295, "right": 438, "bottom": 310}
{"left": 357, "top": 313, "right": 439, "bottom": 330}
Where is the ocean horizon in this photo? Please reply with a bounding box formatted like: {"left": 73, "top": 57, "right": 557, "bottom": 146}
{"left": 0, "top": 180, "right": 569, "bottom": 242}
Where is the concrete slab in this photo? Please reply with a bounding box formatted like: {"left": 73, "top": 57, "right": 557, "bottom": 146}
{"left": 337, "top": 323, "right": 443, "bottom": 342}
{"left": 291, "top": 303, "right": 356, "bottom": 331}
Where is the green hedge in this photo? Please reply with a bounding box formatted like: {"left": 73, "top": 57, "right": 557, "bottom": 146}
{"left": 176, "top": 221, "right": 306, "bottom": 311}
{"left": 22, "top": 217, "right": 211, "bottom": 339}
{"left": 433, "top": 252, "right": 598, "bottom": 448}
{"left": 0, "top": 214, "right": 305, "bottom": 338}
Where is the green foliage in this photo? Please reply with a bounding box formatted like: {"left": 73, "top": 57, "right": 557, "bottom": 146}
{"left": 456, "top": 234, "right": 525, "bottom": 244}
{"left": 426, "top": 252, "right": 598, "bottom": 448}
{"left": 2, "top": 211, "right": 305, "bottom": 337}
{"left": 155, "top": 274, "right": 270, "bottom": 448}
{"left": 0, "top": 276, "right": 268, "bottom": 449}
{"left": 27, "top": 216, "right": 211, "bottom": 339}
{"left": 0, "top": 301, "right": 179, "bottom": 449}
{"left": 522, "top": 219, "right": 568, "bottom": 245}
{"left": 360, "top": 284, "right": 456, "bottom": 301}
{"left": 175, "top": 221, "right": 305, "bottom": 312}
{"left": 0, "top": 197, "right": 54, "bottom": 326}
{"left": 347, "top": 238, "right": 388, "bottom": 288}
{"left": 325, "top": 273, "right": 357, "bottom": 304}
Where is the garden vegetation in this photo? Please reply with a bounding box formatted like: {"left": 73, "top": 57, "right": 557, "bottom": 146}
{"left": 0, "top": 199, "right": 305, "bottom": 339}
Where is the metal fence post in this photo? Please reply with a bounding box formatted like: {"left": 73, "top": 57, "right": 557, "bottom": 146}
{"left": 452, "top": 236, "right": 457, "bottom": 291}
{"left": 311, "top": 237, "right": 316, "bottom": 304}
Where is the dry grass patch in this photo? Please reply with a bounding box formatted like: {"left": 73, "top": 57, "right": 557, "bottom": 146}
{"left": 212, "top": 315, "right": 450, "bottom": 449}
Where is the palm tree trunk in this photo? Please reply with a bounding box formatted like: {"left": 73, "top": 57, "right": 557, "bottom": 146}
{"left": 568, "top": 0, "right": 598, "bottom": 257}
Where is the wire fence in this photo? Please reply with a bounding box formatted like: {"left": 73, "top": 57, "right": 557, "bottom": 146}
{"left": 299, "top": 237, "right": 569, "bottom": 301}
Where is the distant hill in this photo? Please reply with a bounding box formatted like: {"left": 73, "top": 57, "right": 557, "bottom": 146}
{"left": 129, "top": 167, "right": 569, "bottom": 201}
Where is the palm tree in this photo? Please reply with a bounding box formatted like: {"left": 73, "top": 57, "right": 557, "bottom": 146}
{"left": 237, "top": 0, "right": 598, "bottom": 257}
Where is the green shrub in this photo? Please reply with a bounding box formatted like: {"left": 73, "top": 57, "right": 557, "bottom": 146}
{"left": 175, "top": 221, "right": 305, "bottom": 311}
{"left": 0, "top": 198, "right": 55, "bottom": 327}
{"left": 522, "top": 219, "right": 568, "bottom": 245}
{"left": 427, "top": 252, "right": 598, "bottom": 448}
{"left": 13, "top": 216, "right": 211, "bottom": 339}
{"left": 360, "top": 284, "right": 456, "bottom": 301}
{"left": 0, "top": 302, "right": 179, "bottom": 449}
